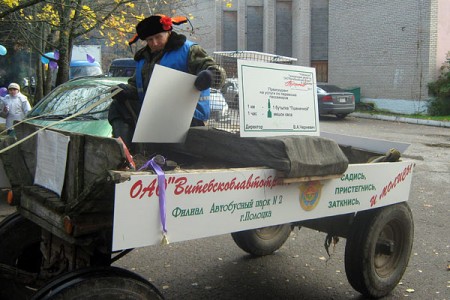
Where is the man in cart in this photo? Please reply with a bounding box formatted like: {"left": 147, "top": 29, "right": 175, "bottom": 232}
{"left": 108, "top": 14, "right": 226, "bottom": 152}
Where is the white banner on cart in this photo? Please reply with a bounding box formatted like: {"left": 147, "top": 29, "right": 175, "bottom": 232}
{"left": 112, "top": 161, "right": 414, "bottom": 251}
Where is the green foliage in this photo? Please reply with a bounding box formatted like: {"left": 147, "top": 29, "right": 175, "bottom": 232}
{"left": 427, "top": 57, "right": 450, "bottom": 116}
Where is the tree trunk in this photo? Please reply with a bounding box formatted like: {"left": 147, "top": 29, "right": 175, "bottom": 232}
{"left": 54, "top": 0, "right": 73, "bottom": 87}
{"left": 34, "top": 57, "right": 43, "bottom": 104}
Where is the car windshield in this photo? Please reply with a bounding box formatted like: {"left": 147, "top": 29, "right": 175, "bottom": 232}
{"left": 29, "top": 82, "right": 114, "bottom": 119}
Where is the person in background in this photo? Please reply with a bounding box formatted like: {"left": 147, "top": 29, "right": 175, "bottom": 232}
{"left": 108, "top": 14, "right": 226, "bottom": 151}
{"left": 0, "top": 83, "right": 32, "bottom": 137}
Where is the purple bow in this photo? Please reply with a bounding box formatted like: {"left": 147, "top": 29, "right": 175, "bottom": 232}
{"left": 139, "top": 156, "right": 167, "bottom": 233}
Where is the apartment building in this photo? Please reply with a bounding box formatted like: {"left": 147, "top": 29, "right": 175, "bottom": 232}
{"left": 186, "top": 0, "right": 449, "bottom": 114}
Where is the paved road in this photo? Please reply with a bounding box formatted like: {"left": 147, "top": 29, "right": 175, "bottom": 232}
{"left": 112, "top": 115, "right": 450, "bottom": 299}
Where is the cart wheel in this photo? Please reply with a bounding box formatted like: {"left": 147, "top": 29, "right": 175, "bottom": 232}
{"left": 31, "top": 266, "right": 164, "bottom": 300}
{"left": 344, "top": 202, "right": 414, "bottom": 298}
{"left": 0, "top": 212, "right": 42, "bottom": 299}
{"left": 231, "top": 223, "right": 292, "bottom": 256}
{"left": 0, "top": 212, "right": 42, "bottom": 272}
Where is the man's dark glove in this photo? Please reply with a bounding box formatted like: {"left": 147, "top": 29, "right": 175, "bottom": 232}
{"left": 194, "top": 70, "right": 213, "bottom": 91}
{"left": 113, "top": 83, "right": 134, "bottom": 102}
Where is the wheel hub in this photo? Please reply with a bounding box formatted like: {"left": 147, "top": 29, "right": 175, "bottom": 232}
{"left": 374, "top": 222, "right": 403, "bottom": 277}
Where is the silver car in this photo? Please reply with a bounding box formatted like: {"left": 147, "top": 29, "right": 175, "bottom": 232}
{"left": 317, "top": 84, "right": 355, "bottom": 119}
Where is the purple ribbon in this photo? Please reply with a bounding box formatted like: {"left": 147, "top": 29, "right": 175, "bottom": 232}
{"left": 139, "top": 157, "right": 167, "bottom": 233}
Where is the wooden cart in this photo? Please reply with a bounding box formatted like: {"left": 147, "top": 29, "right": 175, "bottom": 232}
{"left": 0, "top": 122, "right": 414, "bottom": 299}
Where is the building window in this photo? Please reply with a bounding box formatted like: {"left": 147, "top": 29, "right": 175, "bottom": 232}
{"left": 311, "top": 1, "right": 329, "bottom": 82}
{"left": 223, "top": 11, "right": 238, "bottom": 51}
{"left": 276, "top": 0, "right": 293, "bottom": 57}
{"left": 247, "top": 6, "right": 263, "bottom": 51}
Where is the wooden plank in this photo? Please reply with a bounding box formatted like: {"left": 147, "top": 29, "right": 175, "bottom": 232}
{"left": 20, "top": 187, "right": 65, "bottom": 229}
{"left": 279, "top": 173, "right": 343, "bottom": 183}
{"left": 64, "top": 134, "right": 84, "bottom": 207}
{"left": 22, "top": 185, "right": 65, "bottom": 213}
{"left": 68, "top": 213, "right": 113, "bottom": 237}
{"left": 18, "top": 191, "right": 74, "bottom": 244}
{"left": 66, "top": 176, "right": 115, "bottom": 214}
{"left": 108, "top": 168, "right": 343, "bottom": 185}
{"left": 83, "top": 135, "right": 126, "bottom": 187}
{"left": 107, "top": 166, "right": 270, "bottom": 183}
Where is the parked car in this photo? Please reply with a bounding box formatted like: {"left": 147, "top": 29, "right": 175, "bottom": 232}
{"left": 108, "top": 58, "right": 136, "bottom": 77}
{"left": 209, "top": 89, "right": 229, "bottom": 121}
{"left": 27, "top": 77, "right": 127, "bottom": 137}
{"left": 221, "top": 78, "right": 239, "bottom": 109}
{"left": 316, "top": 84, "right": 355, "bottom": 119}
{"left": 26, "top": 77, "right": 229, "bottom": 136}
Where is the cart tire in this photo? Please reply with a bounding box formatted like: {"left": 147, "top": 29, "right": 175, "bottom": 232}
{"left": 31, "top": 266, "right": 164, "bottom": 300}
{"left": 231, "top": 224, "right": 292, "bottom": 256}
{"left": 344, "top": 202, "right": 414, "bottom": 298}
{"left": 0, "top": 212, "right": 42, "bottom": 273}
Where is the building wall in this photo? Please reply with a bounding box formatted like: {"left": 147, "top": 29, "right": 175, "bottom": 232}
{"left": 328, "top": 0, "right": 433, "bottom": 113}
{"left": 437, "top": 0, "right": 450, "bottom": 70}
{"left": 188, "top": 0, "right": 446, "bottom": 114}
{"left": 180, "top": 1, "right": 217, "bottom": 54}
{"left": 192, "top": 0, "right": 304, "bottom": 59}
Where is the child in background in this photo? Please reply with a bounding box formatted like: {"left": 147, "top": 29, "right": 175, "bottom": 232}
{"left": 0, "top": 83, "right": 31, "bottom": 137}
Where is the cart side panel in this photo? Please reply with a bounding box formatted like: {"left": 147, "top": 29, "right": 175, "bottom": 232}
{"left": 0, "top": 137, "right": 34, "bottom": 189}
{"left": 66, "top": 135, "right": 126, "bottom": 214}
{"left": 83, "top": 134, "right": 126, "bottom": 188}
{"left": 64, "top": 134, "right": 85, "bottom": 206}
{"left": 12, "top": 123, "right": 88, "bottom": 206}
{"left": 7, "top": 123, "right": 126, "bottom": 222}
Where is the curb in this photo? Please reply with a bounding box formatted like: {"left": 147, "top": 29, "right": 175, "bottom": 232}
{"left": 351, "top": 112, "right": 450, "bottom": 128}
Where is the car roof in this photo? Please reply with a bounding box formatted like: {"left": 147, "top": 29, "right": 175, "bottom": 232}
{"left": 110, "top": 58, "right": 135, "bottom": 67}
{"left": 317, "top": 84, "right": 346, "bottom": 92}
{"left": 64, "top": 76, "right": 128, "bottom": 86}
{"left": 70, "top": 60, "right": 101, "bottom": 67}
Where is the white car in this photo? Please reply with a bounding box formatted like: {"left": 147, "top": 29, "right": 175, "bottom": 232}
{"left": 209, "top": 89, "right": 229, "bottom": 122}
{"left": 220, "top": 78, "right": 239, "bottom": 109}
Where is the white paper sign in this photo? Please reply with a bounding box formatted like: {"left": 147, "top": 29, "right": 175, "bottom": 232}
{"left": 34, "top": 130, "right": 70, "bottom": 196}
{"left": 112, "top": 161, "right": 414, "bottom": 251}
{"left": 133, "top": 64, "right": 201, "bottom": 143}
{"left": 238, "top": 60, "right": 320, "bottom": 137}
